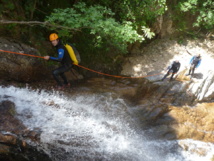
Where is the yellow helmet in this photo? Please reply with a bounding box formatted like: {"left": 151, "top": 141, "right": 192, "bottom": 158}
{"left": 49, "top": 33, "right": 59, "bottom": 41}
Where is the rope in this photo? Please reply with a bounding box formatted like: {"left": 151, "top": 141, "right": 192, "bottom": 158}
{"left": 0, "top": 49, "right": 162, "bottom": 79}
{"left": 74, "top": 64, "right": 162, "bottom": 79}
{"left": 0, "top": 49, "right": 44, "bottom": 59}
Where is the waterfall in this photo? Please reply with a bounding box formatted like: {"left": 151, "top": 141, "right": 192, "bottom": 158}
{"left": 0, "top": 86, "right": 213, "bottom": 161}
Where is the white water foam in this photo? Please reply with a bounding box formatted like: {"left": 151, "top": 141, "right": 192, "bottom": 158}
{"left": 0, "top": 86, "right": 213, "bottom": 161}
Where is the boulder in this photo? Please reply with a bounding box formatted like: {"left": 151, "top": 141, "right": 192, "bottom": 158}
{"left": 0, "top": 37, "right": 48, "bottom": 82}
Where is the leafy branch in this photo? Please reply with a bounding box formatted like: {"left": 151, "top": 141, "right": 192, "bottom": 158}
{"left": 0, "top": 20, "right": 80, "bottom": 32}
{"left": 178, "top": 0, "right": 214, "bottom": 29}
{"left": 45, "top": 2, "right": 155, "bottom": 53}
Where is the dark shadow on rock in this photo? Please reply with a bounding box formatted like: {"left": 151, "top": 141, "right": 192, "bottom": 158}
{"left": 70, "top": 78, "right": 186, "bottom": 160}
{"left": 146, "top": 70, "right": 163, "bottom": 81}
{"left": 191, "top": 73, "right": 203, "bottom": 79}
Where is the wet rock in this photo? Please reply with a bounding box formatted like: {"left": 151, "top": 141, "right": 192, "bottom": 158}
{"left": 0, "top": 133, "right": 17, "bottom": 145}
{"left": 0, "top": 144, "right": 10, "bottom": 153}
{"left": 0, "top": 100, "right": 51, "bottom": 161}
{"left": 179, "top": 141, "right": 211, "bottom": 157}
{"left": 0, "top": 100, "right": 16, "bottom": 115}
{"left": 76, "top": 77, "right": 214, "bottom": 142}
{"left": 0, "top": 37, "right": 49, "bottom": 82}
{"left": 144, "top": 103, "right": 214, "bottom": 142}
{"left": 0, "top": 100, "right": 26, "bottom": 133}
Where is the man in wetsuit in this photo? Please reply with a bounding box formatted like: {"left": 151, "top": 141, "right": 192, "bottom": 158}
{"left": 44, "top": 33, "right": 72, "bottom": 89}
{"left": 186, "top": 54, "right": 201, "bottom": 76}
{"left": 161, "top": 60, "right": 181, "bottom": 81}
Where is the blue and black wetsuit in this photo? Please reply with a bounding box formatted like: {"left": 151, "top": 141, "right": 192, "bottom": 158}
{"left": 188, "top": 55, "right": 201, "bottom": 75}
{"left": 50, "top": 40, "right": 73, "bottom": 86}
{"left": 162, "top": 61, "right": 181, "bottom": 81}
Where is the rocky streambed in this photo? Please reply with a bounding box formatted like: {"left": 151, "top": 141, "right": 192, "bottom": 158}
{"left": 0, "top": 36, "right": 213, "bottom": 160}
{"left": 0, "top": 77, "right": 213, "bottom": 161}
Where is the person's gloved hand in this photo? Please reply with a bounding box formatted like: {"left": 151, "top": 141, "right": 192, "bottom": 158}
{"left": 44, "top": 56, "right": 50, "bottom": 60}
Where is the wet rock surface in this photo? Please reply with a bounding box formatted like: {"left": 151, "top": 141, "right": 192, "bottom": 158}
{"left": 0, "top": 76, "right": 213, "bottom": 160}
{"left": 0, "top": 37, "right": 49, "bottom": 82}
{"left": 0, "top": 100, "right": 51, "bottom": 161}
{"left": 72, "top": 78, "right": 214, "bottom": 142}
{"left": 0, "top": 37, "right": 213, "bottom": 160}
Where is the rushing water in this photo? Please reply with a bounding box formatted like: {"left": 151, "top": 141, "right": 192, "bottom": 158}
{"left": 0, "top": 86, "right": 213, "bottom": 161}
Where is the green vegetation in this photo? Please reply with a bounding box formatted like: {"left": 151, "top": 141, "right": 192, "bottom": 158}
{"left": 0, "top": 0, "right": 213, "bottom": 73}
{"left": 46, "top": 2, "right": 148, "bottom": 54}
{"left": 178, "top": 0, "right": 214, "bottom": 29}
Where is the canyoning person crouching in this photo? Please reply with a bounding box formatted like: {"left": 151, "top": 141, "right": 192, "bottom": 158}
{"left": 186, "top": 54, "right": 201, "bottom": 76}
{"left": 44, "top": 33, "right": 72, "bottom": 89}
{"left": 161, "top": 60, "right": 181, "bottom": 81}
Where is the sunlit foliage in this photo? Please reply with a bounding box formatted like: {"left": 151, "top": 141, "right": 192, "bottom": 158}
{"left": 46, "top": 2, "right": 154, "bottom": 53}
{"left": 178, "top": 0, "right": 214, "bottom": 29}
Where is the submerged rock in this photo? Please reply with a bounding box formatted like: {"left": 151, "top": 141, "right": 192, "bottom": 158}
{"left": 0, "top": 100, "right": 51, "bottom": 161}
